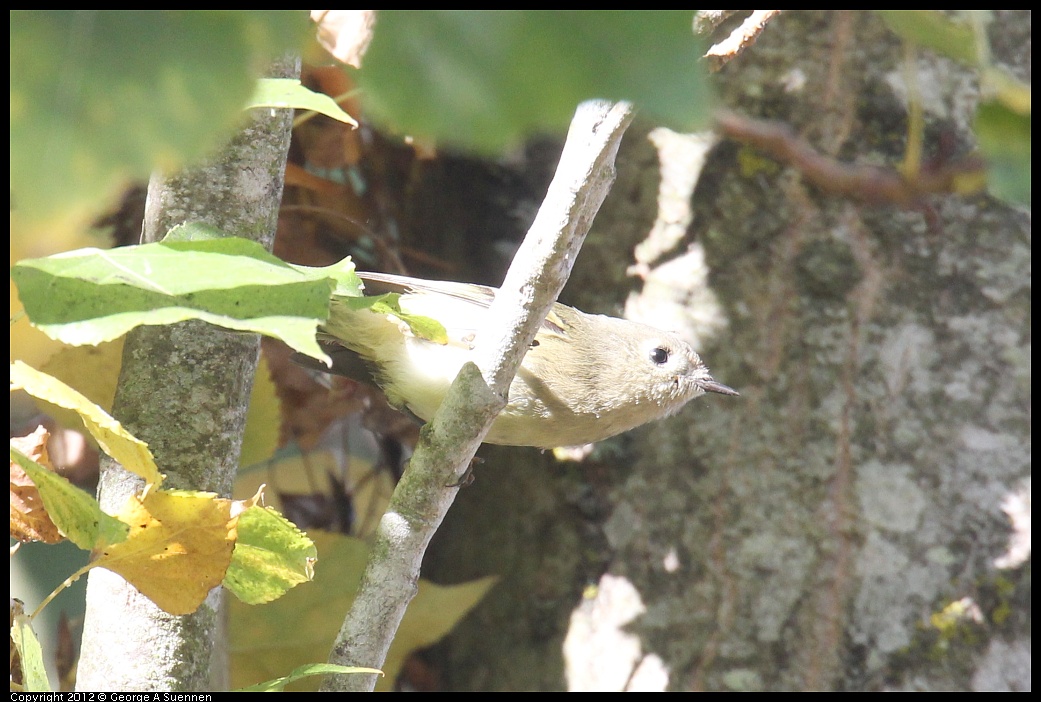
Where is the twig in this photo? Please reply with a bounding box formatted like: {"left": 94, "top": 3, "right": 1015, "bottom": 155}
{"left": 693, "top": 10, "right": 742, "bottom": 35}
{"left": 715, "top": 110, "right": 986, "bottom": 205}
{"left": 703, "top": 10, "right": 782, "bottom": 72}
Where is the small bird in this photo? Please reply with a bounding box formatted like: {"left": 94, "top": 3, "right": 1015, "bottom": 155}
{"left": 314, "top": 272, "right": 738, "bottom": 448}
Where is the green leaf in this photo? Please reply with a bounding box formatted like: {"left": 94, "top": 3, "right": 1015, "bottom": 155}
{"left": 11, "top": 611, "right": 52, "bottom": 692}
{"left": 343, "top": 293, "right": 450, "bottom": 345}
{"left": 355, "top": 10, "right": 711, "bottom": 152}
{"left": 975, "top": 99, "right": 1031, "bottom": 205}
{"left": 225, "top": 505, "right": 317, "bottom": 605}
{"left": 10, "top": 10, "right": 310, "bottom": 232}
{"left": 10, "top": 231, "right": 360, "bottom": 363}
{"left": 10, "top": 447, "right": 130, "bottom": 552}
{"left": 876, "top": 10, "right": 978, "bottom": 65}
{"left": 237, "top": 663, "right": 383, "bottom": 692}
{"left": 249, "top": 78, "right": 359, "bottom": 126}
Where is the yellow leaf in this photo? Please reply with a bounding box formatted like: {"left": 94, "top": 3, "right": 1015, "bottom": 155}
{"left": 40, "top": 339, "right": 123, "bottom": 413}
{"left": 10, "top": 361, "right": 163, "bottom": 487}
{"left": 239, "top": 354, "right": 280, "bottom": 468}
{"left": 37, "top": 339, "right": 278, "bottom": 471}
{"left": 234, "top": 447, "right": 394, "bottom": 538}
{"left": 94, "top": 489, "right": 237, "bottom": 615}
{"left": 34, "top": 340, "right": 123, "bottom": 452}
{"left": 377, "top": 575, "right": 499, "bottom": 691}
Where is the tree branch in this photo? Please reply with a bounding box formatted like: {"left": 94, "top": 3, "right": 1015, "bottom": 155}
{"left": 323, "top": 100, "right": 635, "bottom": 692}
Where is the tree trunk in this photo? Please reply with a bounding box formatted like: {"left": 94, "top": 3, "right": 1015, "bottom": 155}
{"left": 421, "top": 11, "right": 1030, "bottom": 691}
{"left": 76, "top": 56, "right": 298, "bottom": 692}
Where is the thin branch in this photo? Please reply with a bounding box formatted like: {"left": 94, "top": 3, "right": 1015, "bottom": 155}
{"left": 715, "top": 110, "right": 986, "bottom": 204}
{"left": 322, "top": 100, "right": 635, "bottom": 692}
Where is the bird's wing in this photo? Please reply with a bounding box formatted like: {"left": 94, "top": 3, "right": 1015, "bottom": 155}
{"left": 356, "top": 271, "right": 572, "bottom": 341}
{"left": 357, "top": 272, "right": 496, "bottom": 308}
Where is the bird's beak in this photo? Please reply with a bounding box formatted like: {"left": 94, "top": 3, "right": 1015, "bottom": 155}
{"left": 698, "top": 377, "right": 740, "bottom": 396}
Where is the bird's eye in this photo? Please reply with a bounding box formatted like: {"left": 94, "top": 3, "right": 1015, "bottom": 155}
{"left": 649, "top": 346, "right": 670, "bottom": 365}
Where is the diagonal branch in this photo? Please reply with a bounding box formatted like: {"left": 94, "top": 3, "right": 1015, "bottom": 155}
{"left": 322, "top": 100, "right": 634, "bottom": 692}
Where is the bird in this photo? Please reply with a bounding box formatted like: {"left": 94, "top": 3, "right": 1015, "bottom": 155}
{"left": 311, "top": 271, "right": 738, "bottom": 448}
